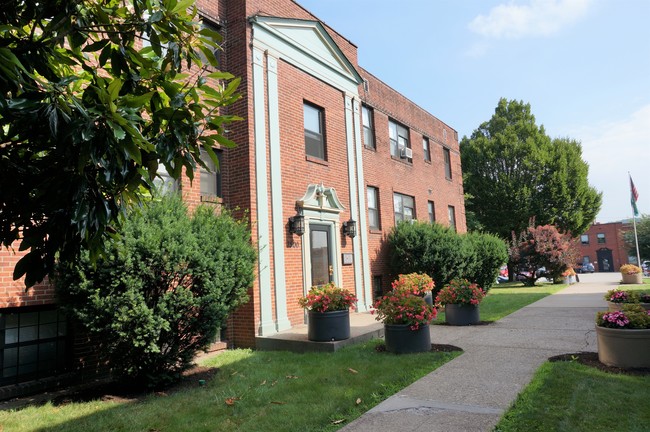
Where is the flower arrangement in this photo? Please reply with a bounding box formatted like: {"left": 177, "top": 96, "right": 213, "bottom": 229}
{"left": 435, "top": 278, "right": 486, "bottom": 306}
{"left": 391, "top": 273, "right": 435, "bottom": 296}
{"left": 373, "top": 287, "right": 437, "bottom": 330}
{"left": 604, "top": 288, "right": 639, "bottom": 304}
{"left": 298, "top": 283, "right": 357, "bottom": 313}
{"left": 597, "top": 304, "right": 650, "bottom": 329}
{"left": 620, "top": 264, "right": 641, "bottom": 275}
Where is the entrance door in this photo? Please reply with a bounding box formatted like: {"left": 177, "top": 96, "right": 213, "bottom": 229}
{"left": 310, "top": 225, "right": 332, "bottom": 286}
{"left": 597, "top": 249, "right": 614, "bottom": 272}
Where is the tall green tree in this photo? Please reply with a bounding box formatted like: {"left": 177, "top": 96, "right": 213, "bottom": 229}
{"left": 0, "top": 0, "right": 240, "bottom": 286}
{"left": 460, "top": 98, "right": 601, "bottom": 240}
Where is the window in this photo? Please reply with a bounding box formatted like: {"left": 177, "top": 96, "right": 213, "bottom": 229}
{"left": 1, "top": 307, "right": 69, "bottom": 385}
{"left": 199, "top": 17, "right": 222, "bottom": 69}
{"left": 200, "top": 148, "right": 223, "bottom": 199}
{"left": 389, "top": 120, "right": 409, "bottom": 159}
{"left": 428, "top": 201, "right": 435, "bottom": 223}
{"left": 304, "top": 102, "right": 326, "bottom": 160}
{"left": 367, "top": 186, "right": 380, "bottom": 230}
{"left": 393, "top": 193, "right": 415, "bottom": 224}
{"left": 597, "top": 233, "right": 606, "bottom": 243}
{"left": 154, "top": 163, "right": 179, "bottom": 194}
{"left": 443, "top": 148, "right": 452, "bottom": 179}
{"left": 362, "top": 105, "right": 375, "bottom": 149}
{"left": 423, "top": 137, "right": 431, "bottom": 162}
{"left": 580, "top": 234, "right": 589, "bottom": 245}
{"left": 448, "top": 205, "right": 457, "bottom": 232}
{"left": 372, "top": 275, "right": 383, "bottom": 300}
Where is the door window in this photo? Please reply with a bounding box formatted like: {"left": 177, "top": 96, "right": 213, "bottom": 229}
{"left": 310, "top": 225, "right": 331, "bottom": 286}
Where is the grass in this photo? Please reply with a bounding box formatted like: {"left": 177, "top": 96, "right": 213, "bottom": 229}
{"left": 434, "top": 281, "right": 566, "bottom": 324}
{"left": 494, "top": 360, "right": 650, "bottom": 432}
{"left": 0, "top": 340, "right": 460, "bottom": 432}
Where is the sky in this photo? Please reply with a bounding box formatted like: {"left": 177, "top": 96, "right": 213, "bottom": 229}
{"left": 296, "top": 0, "right": 650, "bottom": 224}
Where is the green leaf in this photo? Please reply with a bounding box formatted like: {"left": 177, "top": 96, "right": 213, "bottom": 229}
{"left": 108, "top": 78, "right": 123, "bottom": 101}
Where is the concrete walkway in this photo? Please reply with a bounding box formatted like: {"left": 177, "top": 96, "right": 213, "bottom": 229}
{"left": 341, "top": 272, "right": 621, "bottom": 432}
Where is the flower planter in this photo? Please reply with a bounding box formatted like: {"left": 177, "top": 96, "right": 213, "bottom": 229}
{"left": 423, "top": 292, "right": 433, "bottom": 306}
{"left": 384, "top": 324, "right": 431, "bottom": 354}
{"left": 307, "top": 309, "right": 350, "bottom": 342}
{"left": 596, "top": 325, "right": 650, "bottom": 368}
{"left": 622, "top": 273, "right": 643, "bottom": 284}
{"left": 445, "top": 303, "right": 480, "bottom": 326}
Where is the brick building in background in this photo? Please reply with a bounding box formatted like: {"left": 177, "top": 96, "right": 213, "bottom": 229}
{"left": 576, "top": 222, "right": 632, "bottom": 272}
{"left": 0, "top": 0, "right": 466, "bottom": 388}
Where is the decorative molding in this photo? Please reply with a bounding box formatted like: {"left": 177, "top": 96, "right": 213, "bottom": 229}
{"left": 296, "top": 183, "right": 346, "bottom": 214}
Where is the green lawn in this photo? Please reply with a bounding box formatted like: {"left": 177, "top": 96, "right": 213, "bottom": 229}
{"left": 494, "top": 360, "right": 650, "bottom": 432}
{"left": 0, "top": 340, "right": 460, "bottom": 432}
{"left": 434, "top": 281, "right": 566, "bottom": 324}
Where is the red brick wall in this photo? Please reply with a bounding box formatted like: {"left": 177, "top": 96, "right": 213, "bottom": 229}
{"left": 0, "top": 245, "right": 55, "bottom": 308}
{"left": 576, "top": 222, "right": 631, "bottom": 272}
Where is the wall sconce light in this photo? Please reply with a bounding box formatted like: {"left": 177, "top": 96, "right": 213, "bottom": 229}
{"left": 289, "top": 214, "right": 305, "bottom": 236}
{"left": 343, "top": 219, "right": 357, "bottom": 238}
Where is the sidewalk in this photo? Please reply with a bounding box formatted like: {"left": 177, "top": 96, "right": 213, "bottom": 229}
{"left": 340, "top": 272, "right": 620, "bottom": 432}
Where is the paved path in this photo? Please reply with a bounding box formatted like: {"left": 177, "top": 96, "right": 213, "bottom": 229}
{"left": 341, "top": 272, "right": 621, "bottom": 432}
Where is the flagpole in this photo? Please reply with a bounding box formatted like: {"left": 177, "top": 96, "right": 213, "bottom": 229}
{"left": 629, "top": 172, "right": 642, "bottom": 266}
{"left": 633, "top": 213, "right": 641, "bottom": 266}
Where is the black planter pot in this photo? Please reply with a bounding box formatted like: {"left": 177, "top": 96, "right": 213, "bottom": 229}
{"left": 384, "top": 324, "right": 431, "bottom": 354}
{"left": 445, "top": 304, "right": 480, "bottom": 326}
{"left": 307, "top": 309, "right": 350, "bottom": 342}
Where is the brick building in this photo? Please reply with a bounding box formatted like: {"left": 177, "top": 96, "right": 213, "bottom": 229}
{"left": 576, "top": 222, "right": 632, "bottom": 272}
{"left": 0, "top": 0, "right": 466, "bottom": 387}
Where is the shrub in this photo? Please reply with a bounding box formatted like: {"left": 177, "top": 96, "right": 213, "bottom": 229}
{"left": 463, "top": 232, "right": 507, "bottom": 293}
{"left": 55, "top": 196, "right": 255, "bottom": 388}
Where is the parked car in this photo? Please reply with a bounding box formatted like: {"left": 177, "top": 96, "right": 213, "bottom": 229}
{"left": 575, "top": 263, "right": 595, "bottom": 273}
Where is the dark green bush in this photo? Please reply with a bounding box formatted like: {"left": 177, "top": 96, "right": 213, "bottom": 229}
{"left": 55, "top": 196, "right": 255, "bottom": 388}
{"left": 388, "top": 222, "right": 506, "bottom": 294}
{"left": 464, "top": 232, "right": 508, "bottom": 292}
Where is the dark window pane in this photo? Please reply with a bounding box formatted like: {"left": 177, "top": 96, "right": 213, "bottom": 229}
{"left": 39, "top": 323, "right": 57, "bottom": 339}
{"left": 5, "top": 328, "right": 18, "bottom": 344}
{"left": 19, "top": 325, "right": 38, "bottom": 343}
{"left": 3, "top": 348, "right": 17, "bottom": 367}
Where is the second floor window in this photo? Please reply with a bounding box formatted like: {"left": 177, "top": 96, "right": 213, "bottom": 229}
{"left": 423, "top": 137, "right": 431, "bottom": 162}
{"left": 367, "top": 186, "right": 380, "bottom": 230}
{"left": 443, "top": 147, "right": 452, "bottom": 179}
{"left": 304, "top": 102, "right": 326, "bottom": 160}
{"left": 580, "top": 234, "right": 589, "bottom": 245}
{"left": 389, "top": 120, "right": 409, "bottom": 159}
{"left": 597, "top": 233, "right": 606, "bottom": 243}
{"left": 394, "top": 193, "right": 415, "bottom": 224}
{"left": 362, "top": 105, "right": 375, "bottom": 149}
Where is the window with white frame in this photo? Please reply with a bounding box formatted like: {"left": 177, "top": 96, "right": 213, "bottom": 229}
{"left": 580, "top": 234, "right": 589, "bottom": 245}
{"left": 362, "top": 105, "right": 375, "bottom": 149}
{"left": 448, "top": 205, "right": 457, "bottom": 232}
{"left": 389, "top": 119, "right": 409, "bottom": 159}
{"left": 393, "top": 193, "right": 415, "bottom": 224}
{"left": 597, "top": 233, "right": 606, "bottom": 243}
{"left": 154, "top": 163, "right": 179, "bottom": 194}
{"left": 367, "top": 186, "right": 380, "bottom": 230}
{"left": 304, "top": 102, "right": 326, "bottom": 160}
{"left": 423, "top": 137, "right": 431, "bottom": 162}
{"left": 443, "top": 147, "right": 452, "bottom": 180}
{"left": 200, "top": 148, "right": 223, "bottom": 199}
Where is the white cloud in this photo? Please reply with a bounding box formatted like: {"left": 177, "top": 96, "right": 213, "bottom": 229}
{"left": 469, "top": 0, "right": 592, "bottom": 39}
{"left": 575, "top": 104, "right": 650, "bottom": 222}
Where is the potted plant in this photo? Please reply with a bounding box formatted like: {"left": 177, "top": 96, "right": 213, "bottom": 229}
{"left": 620, "top": 264, "right": 643, "bottom": 284}
{"left": 373, "top": 286, "right": 437, "bottom": 354}
{"left": 561, "top": 267, "right": 577, "bottom": 284}
{"left": 596, "top": 304, "right": 650, "bottom": 368}
{"left": 604, "top": 288, "right": 640, "bottom": 311}
{"left": 299, "top": 283, "right": 357, "bottom": 342}
{"left": 435, "top": 278, "right": 486, "bottom": 326}
{"left": 391, "top": 273, "right": 435, "bottom": 305}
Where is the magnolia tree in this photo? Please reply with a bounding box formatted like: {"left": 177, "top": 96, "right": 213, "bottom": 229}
{"left": 509, "top": 223, "right": 579, "bottom": 286}
{"left": 0, "top": 1, "right": 240, "bottom": 286}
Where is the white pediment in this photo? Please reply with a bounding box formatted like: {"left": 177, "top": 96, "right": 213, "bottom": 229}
{"left": 297, "top": 183, "right": 345, "bottom": 214}
{"left": 250, "top": 16, "right": 363, "bottom": 92}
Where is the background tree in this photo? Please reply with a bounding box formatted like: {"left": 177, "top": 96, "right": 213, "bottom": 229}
{"left": 0, "top": 0, "right": 240, "bottom": 286}
{"left": 624, "top": 215, "right": 650, "bottom": 261}
{"left": 509, "top": 223, "right": 579, "bottom": 286}
{"left": 460, "top": 98, "right": 602, "bottom": 241}
{"left": 55, "top": 196, "right": 256, "bottom": 388}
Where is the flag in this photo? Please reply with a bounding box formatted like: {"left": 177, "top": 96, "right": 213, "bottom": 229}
{"left": 630, "top": 175, "right": 639, "bottom": 217}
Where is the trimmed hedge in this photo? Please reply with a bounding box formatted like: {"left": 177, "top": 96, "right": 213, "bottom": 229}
{"left": 55, "top": 196, "right": 255, "bottom": 388}
{"left": 388, "top": 221, "right": 506, "bottom": 294}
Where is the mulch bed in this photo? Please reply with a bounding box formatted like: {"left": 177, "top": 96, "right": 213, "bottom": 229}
{"left": 374, "top": 343, "right": 463, "bottom": 353}
{"left": 549, "top": 352, "right": 650, "bottom": 376}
